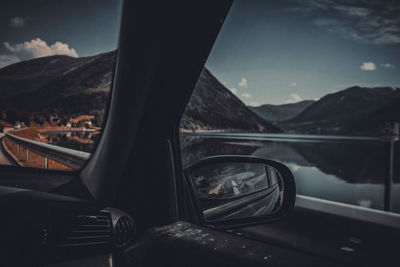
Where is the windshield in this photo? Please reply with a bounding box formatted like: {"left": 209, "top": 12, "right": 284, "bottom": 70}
{"left": 180, "top": 0, "right": 400, "bottom": 215}
{"left": 0, "top": 0, "right": 123, "bottom": 171}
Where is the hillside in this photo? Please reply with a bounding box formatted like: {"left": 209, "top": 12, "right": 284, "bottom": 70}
{"left": 0, "top": 53, "right": 279, "bottom": 133}
{"left": 180, "top": 68, "right": 281, "bottom": 133}
{"left": 280, "top": 86, "right": 400, "bottom": 136}
{"left": 0, "top": 51, "right": 116, "bottom": 126}
{"left": 249, "top": 100, "right": 314, "bottom": 122}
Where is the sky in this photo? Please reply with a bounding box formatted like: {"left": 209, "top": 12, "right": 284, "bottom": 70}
{"left": 205, "top": 0, "right": 400, "bottom": 106}
{"left": 0, "top": 0, "right": 123, "bottom": 69}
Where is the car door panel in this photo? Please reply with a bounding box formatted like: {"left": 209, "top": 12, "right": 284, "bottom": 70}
{"left": 123, "top": 221, "right": 343, "bottom": 267}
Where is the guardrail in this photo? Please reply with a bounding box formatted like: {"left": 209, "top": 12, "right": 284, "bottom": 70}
{"left": 181, "top": 131, "right": 390, "bottom": 141}
{"left": 296, "top": 195, "right": 400, "bottom": 229}
{"left": 4, "top": 131, "right": 90, "bottom": 169}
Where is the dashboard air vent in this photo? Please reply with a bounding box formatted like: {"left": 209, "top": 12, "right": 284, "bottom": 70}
{"left": 114, "top": 216, "right": 135, "bottom": 247}
{"left": 58, "top": 211, "right": 112, "bottom": 248}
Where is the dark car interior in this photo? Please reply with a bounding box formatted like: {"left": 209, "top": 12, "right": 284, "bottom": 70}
{"left": 0, "top": 1, "right": 399, "bottom": 267}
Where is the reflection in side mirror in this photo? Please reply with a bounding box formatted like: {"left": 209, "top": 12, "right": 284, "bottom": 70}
{"left": 193, "top": 163, "right": 283, "bottom": 221}
{"left": 185, "top": 156, "right": 296, "bottom": 228}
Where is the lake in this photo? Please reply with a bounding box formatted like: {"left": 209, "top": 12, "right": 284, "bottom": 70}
{"left": 180, "top": 133, "right": 400, "bottom": 214}
{"left": 41, "top": 130, "right": 101, "bottom": 153}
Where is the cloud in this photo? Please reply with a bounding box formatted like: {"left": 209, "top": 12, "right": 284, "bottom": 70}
{"left": 0, "top": 38, "right": 79, "bottom": 68}
{"left": 9, "top": 17, "right": 27, "bottom": 28}
{"left": 4, "top": 38, "right": 78, "bottom": 61}
{"left": 289, "top": 82, "right": 297, "bottom": 87}
{"left": 249, "top": 101, "right": 260, "bottom": 106}
{"left": 380, "top": 63, "right": 394, "bottom": 68}
{"left": 288, "top": 0, "right": 400, "bottom": 44}
{"left": 230, "top": 88, "right": 238, "bottom": 95}
{"left": 360, "top": 62, "right": 376, "bottom": 71}
{"left": 241, "top": 93, "right": 252, "bottom": 99}
{"left": 238, "top": 78, "right": 248, "bottom": 89}
{"left": 0, "top": 55, "right": 20, "bottom": 69}
{"left": 286, "top": 93, "right": 303, "bottom": 103}
{"left": 288, "top": 0, "right": 332, "bottom": 11}
{"left": 333, "top": 6, "right": 370, "bottom": 17}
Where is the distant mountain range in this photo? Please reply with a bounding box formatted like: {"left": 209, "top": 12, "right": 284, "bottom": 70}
{"left": 280, "top": 86, "right": 400, "bottom": 136}
{"left": 249, "top": 100, "right": 314, "bottom": 122}
{"left": 1, "top": 52, "right": 399, "bottom": 137}
{"left": 248, "top": 86, "right": 400, "bottom": 137}
{"left": 0, "top": 52, "right": 280, "bottom": 133}
{"left": 180, "top": 68, "right": 281, "bottom": 133}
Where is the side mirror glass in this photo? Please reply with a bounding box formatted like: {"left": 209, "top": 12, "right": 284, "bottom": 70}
{"left": 185, "top": 156, "right": 296, "bottom": 228}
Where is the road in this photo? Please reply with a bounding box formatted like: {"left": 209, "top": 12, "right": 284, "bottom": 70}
{"left": 0, "top": 132, "right": 13, "bottom": 165}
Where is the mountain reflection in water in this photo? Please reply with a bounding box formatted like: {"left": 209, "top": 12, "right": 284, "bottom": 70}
{"left": 180, "top": 133, "right": 400, "bottom": 214}
{"left": 41, "top": 131, "right": 100, "bottom": 153}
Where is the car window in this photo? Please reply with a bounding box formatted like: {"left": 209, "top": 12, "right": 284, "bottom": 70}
{"left": 180, "top": 0, "right": 400, "bottom": 215}
{"left": 0, "top": 0, "right": 123, "bottom": 171}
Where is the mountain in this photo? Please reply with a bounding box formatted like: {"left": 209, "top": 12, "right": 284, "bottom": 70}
{"left": 281, "top": 86, "right": 400, "bottom": 136}
{"left": 0, "top": 53, "right": 279, "bottom": 133}
{"left": 249, "top": 100, "right": 314, "bottom": 122}
{"left": 180, "top": 68, "right": 281, "bottom": 133}
{"left": 0, "top": 51, "right": 117, "bottom": 126}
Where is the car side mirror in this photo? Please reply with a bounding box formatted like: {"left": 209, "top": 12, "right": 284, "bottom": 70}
{"left": 184, "top": 156, "right": 296, "bottom": 229}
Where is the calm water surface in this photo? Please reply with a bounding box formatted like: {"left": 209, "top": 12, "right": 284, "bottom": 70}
{"left": 41, "top": 131, "right": 100, "bottom": 153}
{"left": 181, "top": 133, "right": 400, "bottom": 214}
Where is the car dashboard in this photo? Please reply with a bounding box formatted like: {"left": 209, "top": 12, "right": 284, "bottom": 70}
{"left": 0, "top": 186, "right": 135, "bottom": 267}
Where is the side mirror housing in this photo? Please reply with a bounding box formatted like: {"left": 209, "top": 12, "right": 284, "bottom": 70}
{"left": 184, "top": 156, "right": 296, "bottom": 229}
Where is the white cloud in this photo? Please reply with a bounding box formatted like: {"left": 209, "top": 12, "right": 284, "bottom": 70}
{"left": 238, "top": 78, "right": 248, "bottom": 89}
{"left": 380, "top": 63, "right": 394, "bottom": 69}
{"left": 241, "top": 93, "right": 252, "bottom": 99}
{"left": 230, "top": 88, "right": 238, "bottom": 95}
{"left": 0, "top": 55, "right": 20, "bottom": 69}
{"left": 249, "top": 101, "right": 260, "bottom": 106}
{"left": 360, "top": 62, "right": 376, "bottom": 71}
{"left": 4, "top": 38, "right": 78, "bottom": 61}
{"left": 289, "top": 82, "right": 297, "bottom": 87}
{"left": 286, "top": 93, "right": 303, "bottom": 103}
{"left": 9, "top": 17, "right": 27, "bottom": 28}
